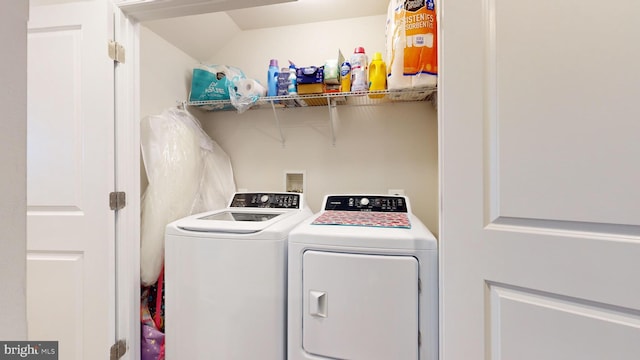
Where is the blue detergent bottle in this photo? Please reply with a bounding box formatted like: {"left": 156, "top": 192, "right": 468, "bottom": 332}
{"left": 267, "top": 59, "right": 279, "bottom": 97}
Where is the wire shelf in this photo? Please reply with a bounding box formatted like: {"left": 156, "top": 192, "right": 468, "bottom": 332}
{"left": 185, "top": 86, "right": 437, "bottom": 147}
{"left": 187, "top": 87, "right": 437, "bottom": 111}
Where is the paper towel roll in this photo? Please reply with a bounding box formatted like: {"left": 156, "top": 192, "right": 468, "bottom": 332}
{"left": 228, "top": 78, "right": 267, "bottom": 113}
{"left": 385, "top": 0, "right": 395, "bottom": 80}
{"left": 235, "top": 78, "right": 266, "bottom": 98}
{"left": 412, "top": 33, "right": 438, "bottom": 88}
{"left": 387, "top": 22, "right": 412, "bottom": 90}
{"left": 412, "top": 73, "right": 438, "bottom": 88}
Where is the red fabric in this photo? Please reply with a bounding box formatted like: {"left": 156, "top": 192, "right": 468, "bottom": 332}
{"left": 154, "top": 267, "right": 164, "bottom": 330}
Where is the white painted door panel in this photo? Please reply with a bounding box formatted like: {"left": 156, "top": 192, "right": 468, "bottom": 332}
{"left": 27, "top": 1, "right": 115, "bottom": 360}
{"left": 490, "top": 286, "right": 640, "bottom": 360}
{"left": 302, "top": 251, "right": 419, "bottom": 360}
{"left": 493, "top": 1, "right": 640, "bottom": 226}
{"left": 440, "top": 0, "right": 640, "bottom": 359}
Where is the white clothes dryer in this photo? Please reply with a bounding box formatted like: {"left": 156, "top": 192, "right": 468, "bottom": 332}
{"left": 288, "top": 194, "right": 438, "bottom": 360}
{"left": 165, "top": 192, "right": 312, "bottom": 360}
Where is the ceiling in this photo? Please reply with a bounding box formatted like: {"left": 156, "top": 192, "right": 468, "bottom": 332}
{"left": 142, "top": 0, "right": 389, "bottom": 61}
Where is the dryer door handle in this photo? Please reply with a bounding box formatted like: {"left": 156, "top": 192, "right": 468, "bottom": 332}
{"left": 309, "top": 290, "right": 327, "bottom": 318}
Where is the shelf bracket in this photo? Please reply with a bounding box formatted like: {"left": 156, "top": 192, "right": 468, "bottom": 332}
{"left": 327, "top": 97, "right": 336, "bottom": 146}
{"left": 270, "top": 99, "right": 286, "bottom": 147}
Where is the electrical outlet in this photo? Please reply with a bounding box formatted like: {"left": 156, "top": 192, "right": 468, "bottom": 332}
{"left": 388, "top": 189, "right": 405, "bottom": 195}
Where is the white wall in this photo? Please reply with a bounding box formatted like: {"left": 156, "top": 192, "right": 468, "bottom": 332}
{"left": 209, "top": 15, "right": 389, "bottom": 86}
{"left": 201, "top": 15, "right": 440, "bottom": 235}
{"left": 199, "top": 102, "right": 439, "bottom": 234}
{"left": 0, "top": 0, "right": 28, "bottom": 340}
{"left": 140, "top": 26, "right": 197, "bottom": 119}
{"left": 140, "top": 25, "right": 198, "bottom": 187}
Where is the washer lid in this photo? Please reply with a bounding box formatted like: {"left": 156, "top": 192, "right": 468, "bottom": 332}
{"left": 176, "top": 192, "right": 306, "bottom": 234}
{"left": 177, "top": 208, "right": 292, "bottom": 234}
{"left": 200, "top": 211, "right": 281, "bottom": 222}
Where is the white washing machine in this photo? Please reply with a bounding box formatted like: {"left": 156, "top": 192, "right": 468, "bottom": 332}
{"left": 164, "top": 192, "right": 312, "bottom": 360}
{"left": 288, "top": 194, "right": 438, "bottom": 360}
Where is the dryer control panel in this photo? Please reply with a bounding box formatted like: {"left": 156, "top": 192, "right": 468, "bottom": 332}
{"left": 230, "top": 192, "right": 301, "bottom": 209}
{"left": 323, "top": 195, "right": 408, "bottom": 213}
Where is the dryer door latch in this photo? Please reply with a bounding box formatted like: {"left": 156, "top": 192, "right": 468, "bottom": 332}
{"left": 309, "top": 290, "right": 327, "bottom": 318}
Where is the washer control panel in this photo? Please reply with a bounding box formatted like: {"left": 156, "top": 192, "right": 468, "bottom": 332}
{"left": 324, "top": 195, "right": 408, "bottom": 213}
{"left": 230, "top": 192, "right": 301, "bottom": 209}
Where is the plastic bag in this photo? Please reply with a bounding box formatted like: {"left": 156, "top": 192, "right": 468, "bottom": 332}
{"left": 189, "top": 64, "right": 244, "bottom": 110}
{"left": 386, "top": 0, "right": 438, "bottom": 91}
{"left": 140, "top": 108, "right": 236, "bottom": 286}
{"left": 141, "top": 324, "right": 165, "bottom": 360}
{"left": 189, "top": 64, "right": 265, "bottom": 113}
{"left": 228, "top": 78, "right": 266, "bottom": 114}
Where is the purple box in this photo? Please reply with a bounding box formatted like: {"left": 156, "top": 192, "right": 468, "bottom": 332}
{"left": 277, "top": 71, "right": 290, "bottom": 96}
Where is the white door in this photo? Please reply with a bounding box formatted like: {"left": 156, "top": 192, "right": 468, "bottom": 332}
{"left": 440, "top": 0, "right": 640, "bottom": 359}
{"left": 27, "top": 1, "right": 115, "bottom": 359}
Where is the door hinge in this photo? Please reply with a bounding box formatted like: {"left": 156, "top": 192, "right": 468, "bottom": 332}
{"left": 110, "top": 191, "right": 126, "bottom": 211}
{"left": 108, "top": 40, "right": 126, "bottom": 63}
{"left": 418, "top": 331, "right": 422, "bottom": 347}
{"left": 110, "top": 339, "right": 127, "bottom": 360}
{"left": 418, "top": 278, "right": 422, "bottom": 293}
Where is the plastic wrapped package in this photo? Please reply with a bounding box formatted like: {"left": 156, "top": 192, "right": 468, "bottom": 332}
{"left": 386, "top": 0, "right": 438, "bottom": 91}
{"left": 189, "top": 64, "right": 244, "bottom": 110}
{"left": 189, "top": 64, "right": 265, "bottom": 113}
{"left": 229, "top": 78, "right": 267, "bottom": 114}
{"left": 140, "top": 108, "right": 236, "bottom": 286}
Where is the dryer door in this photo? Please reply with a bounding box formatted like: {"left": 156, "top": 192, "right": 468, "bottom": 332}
{"left": 302, "top": 250, "right": 420, "bottom": 360}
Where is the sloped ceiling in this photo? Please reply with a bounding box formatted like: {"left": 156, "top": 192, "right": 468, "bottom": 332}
{"left": 117, "top": 0, "right": 296, "bottom": 21}
{"left": 142, "top": 0, "right": 389, "bottom": 61}
{"left": 225, "top": 0, "right": 389, "bottom": 30}
{"left": 143, "top": 12, "right": 241, "bottom": 61}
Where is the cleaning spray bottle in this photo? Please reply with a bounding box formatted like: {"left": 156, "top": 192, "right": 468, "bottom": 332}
{"left": 288, "top": 61, "right": 297, "bottom": 95}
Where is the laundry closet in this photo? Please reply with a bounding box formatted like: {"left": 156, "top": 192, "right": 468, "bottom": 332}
{"left": 136, "top": 3, "right": 440, "bottom": 359}
{"left": 138, "top": 10, "right": 440, "bottom": 235}
{"left": 128, "top": 1, "right": 640, "bottom": 358}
